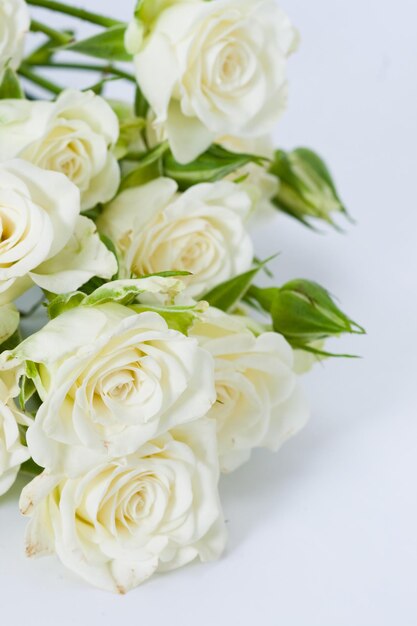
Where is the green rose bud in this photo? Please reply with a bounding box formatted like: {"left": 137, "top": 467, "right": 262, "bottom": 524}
{"left": 248, "top": 280, "right": 364, "bottom": 355}
{"left": 270, "top": 148, "right": 348, "bottom": 227}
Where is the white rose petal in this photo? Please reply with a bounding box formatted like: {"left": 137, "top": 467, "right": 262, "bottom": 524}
{"left": 0, "top": 160, "right": 115, "bottom": 303}
{"left": 0, "top": 377, "right": 30, "bottom": 496}
{"left": 19, "top": 303, "right": 217, "bottom": 476}
{"left": 0, "top": 89, "right": 121, "bottom": 210}
{"left": 0, "top": 0, "right": 30, "bottom": 79}
{"left": 0, "top": 100, "right": 51, "bottom": 160}
{"left": 20, "top": 419, "right": 226, "bottom": 593}
{"left": 98, "top": 178, "right": 254, "bottom": 299}
{"left": 30, "top": 216, "right": 117, "bottom": 293}
{"left": 189, "top": 308, "right": 310, "bottom": 472}
{"left": 130, "top": 0, "right": 298, "bottom": 163}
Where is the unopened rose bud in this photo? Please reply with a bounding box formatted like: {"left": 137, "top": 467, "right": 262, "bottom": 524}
{"left": 248, "top": 279, "right": 364, "bottom": 352}
{"left": 270, "top": 148, "right": 347, "bottom": 227}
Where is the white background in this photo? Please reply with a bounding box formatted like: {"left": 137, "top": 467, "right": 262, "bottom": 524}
{"left": 1, "top": 1, "right": 417, "bottom": 624}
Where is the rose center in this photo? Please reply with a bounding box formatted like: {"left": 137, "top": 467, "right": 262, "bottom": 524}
{"left": 0, "top": 211, "right": 14, "bottom": 242}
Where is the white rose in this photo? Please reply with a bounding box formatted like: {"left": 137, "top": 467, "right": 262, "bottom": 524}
{"left": 127, "top": 0, "right": 298, "bottom": 163}
{"left": 16, "top": 303, "right": 216, "bottom": 476}
{"left": 0, "top": 373, "right": 30, "bottom": 496}
{"left": 98, "top": 178, "right": 254, "bottom": 298}
{"left": 0, "top": 160, "right": 117, "bottom": 303}
{"left": 0, "top": 0, "right": 30, "bottom": 79}
{"left": 0, "top": 89, "right": 121, "bottom": 210}
{"left": 189, "top": 308, "right": 309, "bottom": 472}
{"left": 20, "top": 419, "right": 226, "bottom": 593}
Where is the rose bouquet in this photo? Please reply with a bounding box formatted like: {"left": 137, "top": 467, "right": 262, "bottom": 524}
{"left": 0, "top": 0, "right": 363, "bottom": 593}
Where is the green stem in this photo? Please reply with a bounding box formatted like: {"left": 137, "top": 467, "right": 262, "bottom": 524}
{"left": 18, "top": 65, "right": 63, "bottom": 95}
{"left": 30, "top": 19, "right": 73, "bottom": 44}
{"left": 26, "top": 0, "right": 121, "bottom": 28}
{"left": 31, "top": 61, "right": 136, "bottom": 83}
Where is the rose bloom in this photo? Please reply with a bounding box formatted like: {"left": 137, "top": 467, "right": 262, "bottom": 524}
{"left": 127, "top": 0, "right": 298, "bottom": 163}
{"left": 0, "top": 0, "right": 30, "bottom": 79}
{"left": 14, "top": 303, "right": 216, "bottom": 476}
{"left": 98, "top": 178, "right": 254, "bottom": 299}
{"left": 20, "top": 419, "right": 226, "bottom": 593}
{"left": 189, "top": 308, "right": 309, "bottom": 472}
{"left": 0, "top": 90, "right": 120, "bottom": 210}
{"left": 0, "top": 370, "right": 30, "bottom": 496}
{"left": 0, "top": 159, "right": 117, "bottom": 304}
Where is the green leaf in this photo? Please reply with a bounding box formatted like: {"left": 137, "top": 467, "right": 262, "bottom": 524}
{"left": 120, "top": 142, "right": 169, "bottom": 191}
{"left": 61, "top": 25, "right": 131, "bottom": 62}
{"left": 20, "top": 458, "right": 43, "bottom": 478}
{"left": 83, "top": 275, "right": 185, "bottom": 307}
{"left": 0, "top": 68, "right": 25, "bottom": 99}
{"left": 24, "top": 38, "right": 57, "bottom": 65}
{"left": 47, "top": 275, "right": 188, "bottom": 318}
{"left": 134, "top": 85, "right": 149, "bottom": 119}
{"left": 163, "top": 144, "right": 268, "bottom": 191}
{"left": 0, "top": 329, "right": 22, "bottom": 353}
{"left": 291, "top": 342, "right": 361, "bottom": 359}
{"left": 203, "top": 256, "right": 277, "bottom": 312}
{"left": 131, "top": 304, "right": 201, "bottom": 335}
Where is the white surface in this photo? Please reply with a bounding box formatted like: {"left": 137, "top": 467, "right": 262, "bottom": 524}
{"left": 1, "top": 0, "right": 417, "bottom": 624}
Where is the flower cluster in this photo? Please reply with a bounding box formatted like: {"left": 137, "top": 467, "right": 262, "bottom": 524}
{"left": 0, "top": 0, "right": 363, "bottom": 594}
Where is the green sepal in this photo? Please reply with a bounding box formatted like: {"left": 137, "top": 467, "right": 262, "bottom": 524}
{"left": 19, "top": 375, "right": 37, "bottom": 411}
{"left": 21, "top": 360, "right": 47, "bottom": 402}
{"left": 163, "top": 144, "right": 269, "bottom": 191}
{"left": 60, "top": 25, "right": 131, "bottom": 62}
{"left": 0, "top": 68, "right": 25, "bottom": 99}
{"left": 203, "top": 256, "right": 277, "bottom": 312}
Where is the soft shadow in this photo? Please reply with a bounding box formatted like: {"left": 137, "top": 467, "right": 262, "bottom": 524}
{"left": 0, "top": 474, "right": 31, "bottom": 509}
{"left": 219, "top": 415, "right": 344, "bottom": 551}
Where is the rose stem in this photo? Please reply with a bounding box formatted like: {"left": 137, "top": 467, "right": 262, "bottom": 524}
{"left": 29, "top": 61, "right": 136, "bottom": 83}
{"left": 26, "top": 0, "right": 121, "bottom": 28}
{"left": 18, "top": 65, "right": 63, "bottom": 95}
{"left": 30, "top": 19, "right": 73, "bottom": 44}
